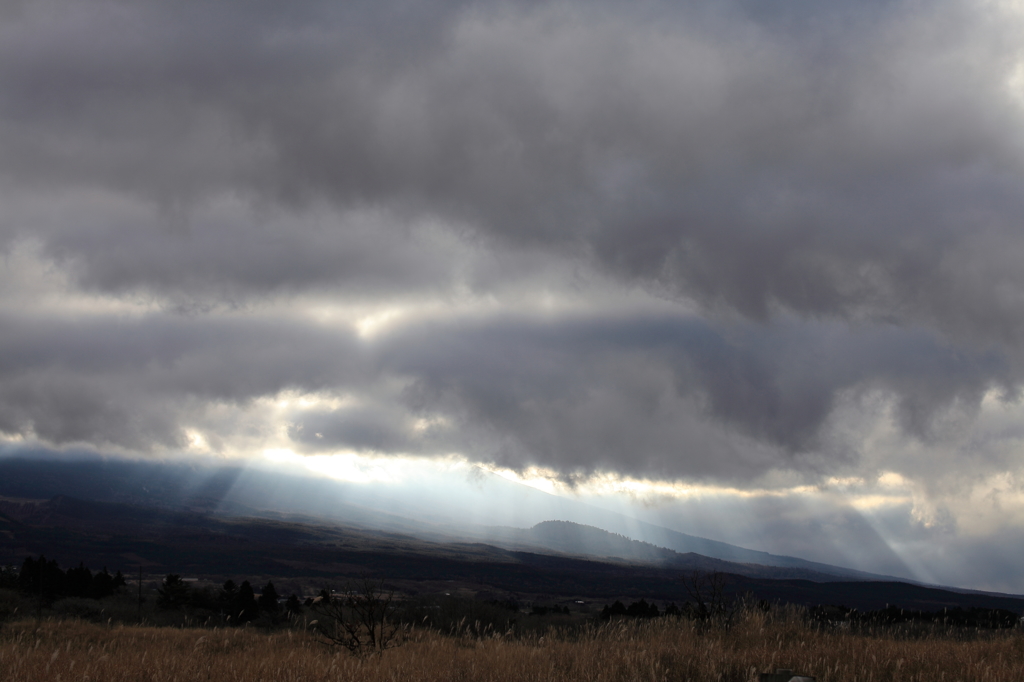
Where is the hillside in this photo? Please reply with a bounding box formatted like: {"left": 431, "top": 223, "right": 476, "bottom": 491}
{"left": 473, "top": 520, "right": 879, "bottom": 582}
{"left": 3, "top": 494, "right": 1024, "bottom": 613}
{"left": 0, "top": 457, "right": 897, "bottom": 582}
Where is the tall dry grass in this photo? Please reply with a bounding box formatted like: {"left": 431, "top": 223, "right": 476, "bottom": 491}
{"left": 2, "top": 607, "right": 1023, "bottom": 681}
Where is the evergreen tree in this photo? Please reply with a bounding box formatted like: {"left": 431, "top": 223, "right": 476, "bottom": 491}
{"left": 18, "top": 555, "right": 66, "bottom": 602}
{"left": 626, "top": 599, "right": 650, "bottom": 618}
{"left": 66, "top": 562, "right": 93, "bottom": 598}
{"left": 285, "top": 593, "right": 303, "bottom": 614}
{"left": 187, "top": 585, "right": 220, "bottom": 611}
{"left": 16, "top": 557, "right": 35, "bottom": 594}
{"left": 600, "top": 600, "right": 628, "bottom": 620}
{"left": 91, "top": 567, "right": 120, "bottom": 599}
{"left": 234, "top": 580, "right": 259, "bottom": 623}
{"left": 219, "top": 580, "right": 238, "bottom": 619}
{"left": 156, "top": 574, "right": 191, "bottom": 610}
{"left": 258, "top": 580, "right": 281, "bottom": 614}
{"left": 12, "top": 557, "right": 125, "bottom": 601}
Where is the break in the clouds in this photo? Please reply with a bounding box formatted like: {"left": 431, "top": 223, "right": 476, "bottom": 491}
{"left": 3, "top": 0, "right": 1024, "bottom": 587}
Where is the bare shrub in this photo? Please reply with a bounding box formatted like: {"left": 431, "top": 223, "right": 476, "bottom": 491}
{"left": 309, "top": 577, "right": 402, "bottom": 655}
{"left": 682, "top": 570, "right": 734, "bottom": 628}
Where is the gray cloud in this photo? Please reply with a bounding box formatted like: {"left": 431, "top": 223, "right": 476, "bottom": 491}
{"left": 287, "top": 401, "right": 455, "bottom": 456}
{"left": 0, "top": 299, "right": 995, "bottom": 481}
{"left": 0, "top": 296, "right": 974, "bottom": 477}
{"left": 371, "top": 314, "right": 1016, "bottom": 479}
{"left": 2, "top": 0, "right": 1023, "bottom": 341}
{"left": 0, "top": 309, "right": 366, "bottom": 449}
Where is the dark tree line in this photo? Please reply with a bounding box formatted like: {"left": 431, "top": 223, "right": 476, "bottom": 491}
{"left": 5, "top": 556, "right": 303, "bottom": 626}
{"left": 156, "top": 574, "right": 303, "bottom": 625}
{"left": 17, "top": 555, "right": 125, "bottom": 602}
{"left": 599, "top": 572, "right": 728, "bottom": 623}
{"left": 530, "top": 604, "right": 570, "bottom": 616}
{"left": 599, "top": 598, "right": 682, "bottom": 620}
{"left": 810, "top": 603, "right": 1022, "bottom": 630}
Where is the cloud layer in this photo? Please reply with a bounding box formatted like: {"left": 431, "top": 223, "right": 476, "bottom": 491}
{"left": 4, "top": 0, "right": 1024, "bottom": 585}
{"left": 5, "top": 0, "right": 1024, "bottom": 329}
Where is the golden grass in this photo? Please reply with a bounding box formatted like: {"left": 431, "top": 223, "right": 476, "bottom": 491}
{"left": 2, "top": 609, "right": 1024, "bottom": 682}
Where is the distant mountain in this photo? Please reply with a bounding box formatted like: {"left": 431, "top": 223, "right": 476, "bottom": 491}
{"left": 0, "top": 456, "right": 894, "bottom": 583}
{"left": 4, "top": 493, "right": 1024, "bottom": 614}
{"left": 473, "top": 520, "right": 895, "bottom": 582}
{"left": 530, "top": 520, "right": 679, "bottom": 563}
{"left": 590, "top": 520, "right": 893, "bottom": 580}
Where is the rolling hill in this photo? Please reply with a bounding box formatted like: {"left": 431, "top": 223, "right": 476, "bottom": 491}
{"left": 3, "top": 455, "right": 1022, "bottom": 614}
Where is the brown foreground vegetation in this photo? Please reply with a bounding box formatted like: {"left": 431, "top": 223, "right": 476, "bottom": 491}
{"left": 2, "top": 607, "right": 1024, "bottom": 682}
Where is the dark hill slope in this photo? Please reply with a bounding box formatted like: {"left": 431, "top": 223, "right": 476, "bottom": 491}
{"left": 0, "top": 457, "right": 895, "bottom": 582}
{"left": 480, "top": 520, "right": 894, "bottom": 582}
{"left": 2, "top": 495, "right": 1024, "bottom": 613}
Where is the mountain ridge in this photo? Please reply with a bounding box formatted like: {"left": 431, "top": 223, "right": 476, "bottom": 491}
{"left": 3, "top": 493, "right": 1024, "bottom": 613}
{"left": 0, "top": 456, "right": 920, "bottom": 586}
{"left": 471, "top": 520, "right": 898, "bottom": 582}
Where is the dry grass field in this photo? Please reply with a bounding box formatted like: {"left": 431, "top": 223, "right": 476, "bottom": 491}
{"left": 2, "top": 608, "right": 1024, "bottom": 682}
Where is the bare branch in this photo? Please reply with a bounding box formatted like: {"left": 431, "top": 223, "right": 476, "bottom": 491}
{"left": 310, "top": 578, "right": 402, "bottom": 656}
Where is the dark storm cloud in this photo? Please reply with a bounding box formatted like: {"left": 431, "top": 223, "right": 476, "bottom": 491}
{"left": 2, "top": 0, "right": 1024, "bottom": 482}
{"left": 2, "top": 296, "right": 1010, "bottom": 482}
{"left": 3, "top": 0, "right": 1024, "bottom": 340}
{"left": 0, "top": 309, "right": 366, "bottom": 449}
{"left": 41, "top": 198, "right": 471, "bottom": 298}
{"left": 278, "top": 313, "right": 1013, "bottom": 481}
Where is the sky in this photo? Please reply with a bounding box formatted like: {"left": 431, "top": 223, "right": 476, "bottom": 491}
{"left": 3, "top": 0, "right": 1024, "bottom": 591}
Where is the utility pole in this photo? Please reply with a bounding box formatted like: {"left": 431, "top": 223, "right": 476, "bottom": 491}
{"left": 36, "top": 564, "right": 43, "bottom": 622}
{"left": 138, "top": 566, "right": 143, "bottom": 623}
